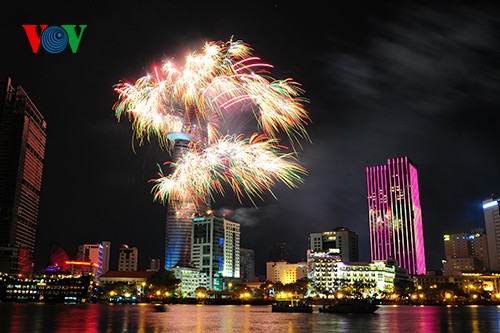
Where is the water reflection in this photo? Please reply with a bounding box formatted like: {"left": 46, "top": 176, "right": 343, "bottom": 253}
{"left": 1, "top": 303, "right": 499, "bottom": 333}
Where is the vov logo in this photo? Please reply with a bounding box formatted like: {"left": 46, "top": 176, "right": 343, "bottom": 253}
{"left": 22, "top": 25, "right": 87, "bottom": 54}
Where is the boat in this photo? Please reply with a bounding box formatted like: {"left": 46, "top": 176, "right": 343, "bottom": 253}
{"left": 153, "top": 303, "right": 168, "bottom": 312}
{"left": 319, "top": 298, "right": 379, "bottom": 314}
{"left": 271, "top": 299, "right": 313, "bottom": 313}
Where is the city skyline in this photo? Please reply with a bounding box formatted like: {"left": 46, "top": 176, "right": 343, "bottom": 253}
{"left": 1, "top": 2, "right": 500, "bottom": 275}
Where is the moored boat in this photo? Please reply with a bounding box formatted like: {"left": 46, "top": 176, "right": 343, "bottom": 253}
{"left": 319, "top": 298, "right": 379, "bottom": 314}
{"left": 271, "top": 299, "right": 313, "bottom": 313}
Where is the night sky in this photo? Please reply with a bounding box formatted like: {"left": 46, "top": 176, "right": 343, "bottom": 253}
{"left": 2, "top": 2, "right": 500, "bottom": 276}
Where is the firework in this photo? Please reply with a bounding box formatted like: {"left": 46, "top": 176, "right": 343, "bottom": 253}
{"left": 113, "top": 38, "right": 310, "bottom": 206}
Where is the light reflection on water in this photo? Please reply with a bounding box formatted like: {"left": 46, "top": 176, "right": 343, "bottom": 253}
{"left": 1, "top": 303, "right": 499, "bottom": 333}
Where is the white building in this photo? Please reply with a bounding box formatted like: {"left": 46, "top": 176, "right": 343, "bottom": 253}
{"left": 308, "top": 249, "right": 404, "bottom": 295}
{"left": 169, "top": 266, "right": 209, "bottom": 295}
{"left": 118, "top": 244, "right": 138, "bottom": 272}
{"left": 191, "top": 215, "right": 240, "bottom": 290}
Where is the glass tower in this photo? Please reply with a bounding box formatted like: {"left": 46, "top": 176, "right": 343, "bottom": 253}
{"left": 366, "top": 156, "right": 426, "bottom": 276}
{"left": 164, "top": 110, "right": 210, "bottom": 269}
{"left": 0, "top": 78, "right": 46, "bottom": 277}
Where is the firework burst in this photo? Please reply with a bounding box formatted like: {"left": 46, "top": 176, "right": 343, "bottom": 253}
{"left": 113, "top": 38, "right": 310, "bottom": 207}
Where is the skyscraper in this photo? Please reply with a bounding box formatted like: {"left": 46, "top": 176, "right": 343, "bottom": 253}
{"left": 366, "top": 156, "right": 426, "bottom": 276}
{"left": 483, "top": 196, "right": 500, "bottom": 271}
{"left": 308, "top": 227, "right": 359, "bottom": 262}
{"left": 164, "top": 120, "right": 209, "bottom": 269}
{"left": 191, "top": 214, "right": 240, "bottom": 290}
{"left": 0, "top": 78, "right": 46, "bottom": 277}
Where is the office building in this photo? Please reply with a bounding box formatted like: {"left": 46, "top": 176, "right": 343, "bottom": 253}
{"left": 443, "top": 229, "right": 489, "bottom": 275}
{"left": 165, "top": 136, "right": 209, "bottom": 269}
{"left": 191, "top": 215, "right": 240, "bottom": 290}
{"left": 266, "top": 261, "right": 307, "bottom": 284}
{"left": 366, "top": 156, "right": 426, "bottom": 276}
{"left": 76, "top": 241, "right": 111, "bottom": 280}
{"left": 118, "top": 244, "right": 138, "bottom": 271}
{"left": 309, "top": 227, "right": 359, "bottom": 262}
{"left": 0, "top": 78, "right": 46, "bottom": 277}
{"left": 483, "top": 197, "right": 500, "bottom": 271}
{"left": 240, "top": 248, "right": 256, "bottom": 282}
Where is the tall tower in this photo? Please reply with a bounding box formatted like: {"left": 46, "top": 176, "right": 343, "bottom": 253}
{"left": 164, "top": 134, "right": 209, "bottom": 269}
{"left": 0, "top": 78, "right": 46, "bottom": 277}
{"left": 191, "top": 214, "right": 240, "bottom": 290}
{"left": 366, "top": 156, "right": 426, "bottom": 276}
{"left": 483, "top": 196, "right": 500, "bottom": 271}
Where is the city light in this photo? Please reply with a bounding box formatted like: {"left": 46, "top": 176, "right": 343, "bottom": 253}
{"left": 483, "top": 201, "right": 498, "bottom": 209}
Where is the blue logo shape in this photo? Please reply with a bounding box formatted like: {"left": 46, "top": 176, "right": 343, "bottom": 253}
{"left": 41, "top": 26, "right": 68, "bottom": 53}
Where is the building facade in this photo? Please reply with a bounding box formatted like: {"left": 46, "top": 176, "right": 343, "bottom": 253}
{"left": 443, "top": 230, "right": 489, "bottom": 275}
{"left": 164, "top": 134, "right": 210, "bottom": 270}
{"left": 118, "top": 244, "right": 138, "bottom": 271}
{"left": 0, "top": 78, "right": 47, "bottom": 277}
{"left": 307, "top": 250, "right": 407, "bottom": 296}
{"left": 309, "top": 227, "right": 359, "bottom": 262}
{"left": 483, "top": 197, "right": 500, "bottom": 271}
{"left": 266, "top": 261, "right": 307, "bottom": 284}
{"left": 366, "top": 156, "right": 426, "bottom": 276}
{"left": 191, "top": 215, "right": 240, "bottom": 290}
{"left": 76, "top": 241, "right": 111, "bottom": 280}
{"left": 240, "top": 248, "right": 256, "bottom": 282}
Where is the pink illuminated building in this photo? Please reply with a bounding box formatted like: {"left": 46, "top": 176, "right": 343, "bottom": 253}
{"left": 366, "top": 157, "right": 426, "bottom": 276}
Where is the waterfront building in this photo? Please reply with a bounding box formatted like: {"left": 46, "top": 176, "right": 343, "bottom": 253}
{"left": 307, "top": 249, "right": 408, "bottom": 296}
{"left": 483, "top": 196, "right": 500, "bottom": 271}
{"left": 191, "top": 214, "right": 240, "bottom": 290}
{"left": 307, "top": 250, "right": 342, "bottom": 294}
{"left": 0, "top": 270, "right": 92, "bottom": 303}
{"left": 413, "top": 272, "right": 500, "bottom": 295}
{"left": 309, "top": 227, "right": 359, "bottom": 262}
{"left": 118, "top": 244, "right": 138, "bottom": 271}
{"left": 169, "top": 265, "right": 208, "bottom": 295}
{"left": 366, "top": 156, "right": 426, "bottom": 276}
{"left": 77, "top": 241, "right": 111, "bottom": 281}
{"left": 0, "top": 78, "right": 46, "bottom": 277}
{"left": 443, "top": 230, "right": 489, "bottom": 275}
{"left": 266, "top": 260, "right": 307, "bottom": 284}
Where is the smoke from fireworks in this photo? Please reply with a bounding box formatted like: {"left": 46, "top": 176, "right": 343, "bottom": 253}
{"left": 113, "top": 38, "right": 310, "bottom": 207}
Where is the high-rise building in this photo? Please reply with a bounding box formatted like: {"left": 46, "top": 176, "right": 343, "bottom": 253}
{"left": 366, "top": 156, "right": 426, "bottom": 276}
{"left": 240, "top": 248, "right": 256, "bottom": 282}
{"left": 100, "top": 241, "right": 111, "bottom": 275}
{"left": 76, "top": 241, "right": 111, "bottom": 280}
{"left": 0, "top": 78, "right": 46, "bottom": 277}
{"left": 483, "top": 196, "right": 500, "bottom": 271}
{"left": 164, "top": 135, "right": 210, "bottom": 269}
{"left": 308, "top": 227, "right": 359, "bottom": 262}
{"left": 118, "top": 244, "right": 138, "bottom": 271}
{"left": 442, "top": 231, "right": 489, "bottom": 275}
{"left": 191, "top": 215, "right": 240, "bottom": 290}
